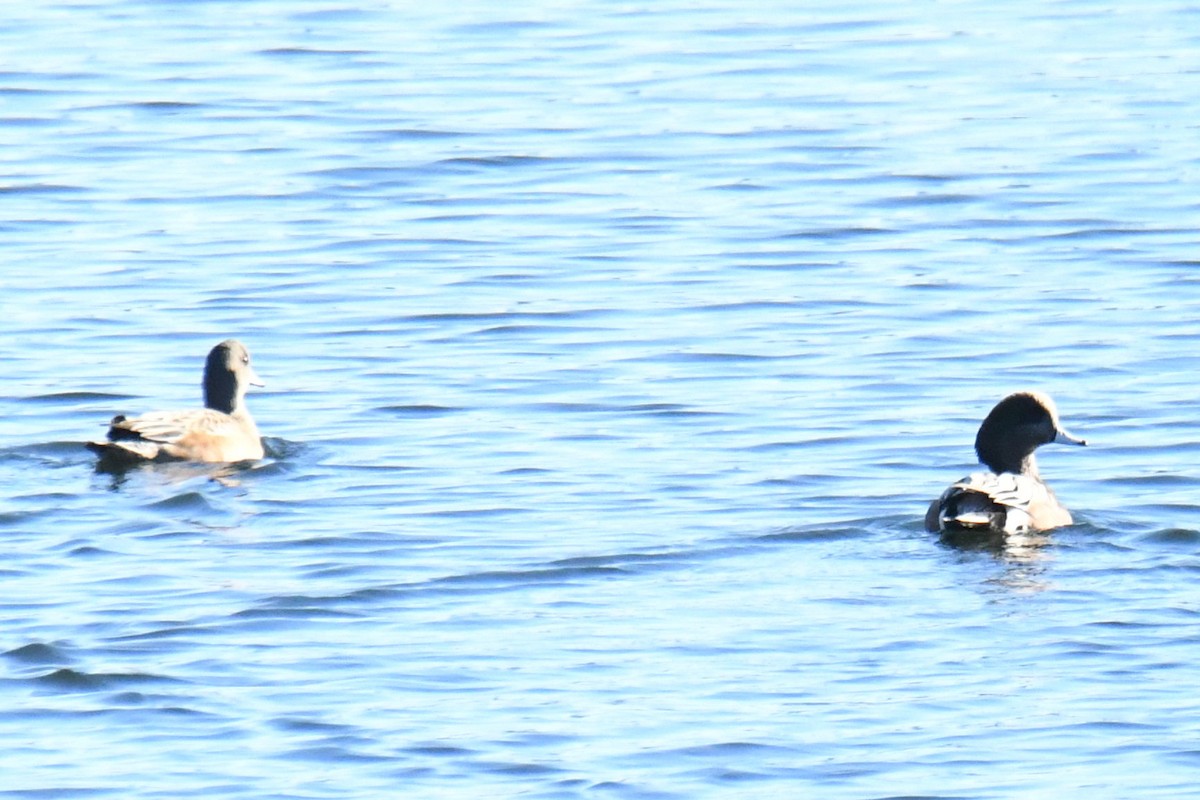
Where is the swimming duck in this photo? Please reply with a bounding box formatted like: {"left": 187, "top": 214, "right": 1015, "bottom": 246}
{"left": 925, "top": 391, "right": 1085, "bottom": 535}
{"left": 87, "top": 339, "right": 265, "bottom": 463}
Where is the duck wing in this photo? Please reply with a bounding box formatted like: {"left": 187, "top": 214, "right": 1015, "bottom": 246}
{"left": 108, "top": 408, "right": 241, "bottom": 445}
{"left": 90, "top": 408, "right": 262, "bottom": 463}
{"left": 932, "top": 472, "right": 1042, "bottom": 534}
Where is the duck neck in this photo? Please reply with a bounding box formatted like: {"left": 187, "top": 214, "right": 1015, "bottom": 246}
{"left": 978, "top": 439, "right": 1037, "bottom": 476}
{"left": 1020, "top": 453, "right": 1040, "bottom": 478}
{"left": 204, "top": 370, "right": 240, "bottom": 415}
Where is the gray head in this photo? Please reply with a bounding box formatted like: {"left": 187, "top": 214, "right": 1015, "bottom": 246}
{"left": 974, "top": 390, "right": 1085, "bottom": 475}
{"left": 203, "top": 339, "right": 264, "bottom": 414}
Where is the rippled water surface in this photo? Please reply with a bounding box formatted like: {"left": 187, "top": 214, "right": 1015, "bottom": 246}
{"left": 4, "top": 1, "right": 1200, "bottom": 797}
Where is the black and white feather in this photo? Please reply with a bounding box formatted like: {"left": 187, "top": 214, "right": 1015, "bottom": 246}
{"left": 932, "top": 471, "right": 1049, "bottom": 534}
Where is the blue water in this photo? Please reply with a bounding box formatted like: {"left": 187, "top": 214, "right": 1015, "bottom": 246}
{"left": 4, "top": 1, "right": 1200, "bottom": 797}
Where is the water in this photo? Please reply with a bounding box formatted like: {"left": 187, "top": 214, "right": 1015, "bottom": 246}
{"left": 3, "top": 0, "right": 1200, "bottom": 797}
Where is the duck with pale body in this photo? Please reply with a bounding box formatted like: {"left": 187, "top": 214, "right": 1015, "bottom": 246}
{"left": 926, "top": 391, "right": 1086, "bottom": 535}
{"left": 87, "top": 339, "right": 265, "bottom": 464}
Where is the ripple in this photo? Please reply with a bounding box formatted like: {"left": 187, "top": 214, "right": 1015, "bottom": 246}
{"left": 3, "top": 642, "right": 74, "bottom": 666}
{"left": 145, "top": 492, "right": 217, "bottom": 512}
{"left": 20, "top": 391, "right": 131, "bottom": 403}
{"left": 372, "top": 404, "right": 461, "bottom": 417}
{"left": 33, "top": 668, "right": 179, "bottom": 692}
{"left": 1139, "top": 527, "right": 1200, "bottom": 546}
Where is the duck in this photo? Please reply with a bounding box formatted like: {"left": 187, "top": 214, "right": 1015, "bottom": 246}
{"left": 87, "top": 339, "right": 265, "bottom": 463}
{"left": 925, "top": 390, "right": 1085, "bottom": 535}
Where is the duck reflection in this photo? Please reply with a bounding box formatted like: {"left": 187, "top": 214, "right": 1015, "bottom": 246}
{"left": 92, "top": 454, "right": 256, "bottom": 490}
{"left": 939, "top": 526, "right": 1054, "bottom": 594}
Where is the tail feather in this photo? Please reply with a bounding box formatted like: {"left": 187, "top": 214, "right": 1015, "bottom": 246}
{"left": 87, "top": 414, "right": 163, "bottom": 462}
{"left": 941, "top": 489, "right": 1004, "bottom": 531}
{"left": 86, "top": 439, "right": 162, "bottom": 461}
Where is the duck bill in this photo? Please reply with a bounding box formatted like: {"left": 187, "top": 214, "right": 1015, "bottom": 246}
{"left": 247, "top": 366, "right": 266, "bottom": 388}
{"left": 1054, "top": 428, "right": 1086, "bottom": 447}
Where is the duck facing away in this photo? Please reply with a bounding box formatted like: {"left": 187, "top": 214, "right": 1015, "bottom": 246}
{"left": 926, "top": 391, "right": 1085, "bottom": 535}
{"left": 87, "top": 339, "right": 265, "bottom": 464}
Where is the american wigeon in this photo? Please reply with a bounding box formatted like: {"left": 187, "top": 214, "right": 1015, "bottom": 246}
{"left": 87, "top": 339, "right": 265, "bottom": 463}
{"left": 926, "top": 391, "right": 1086, "bottom": 535}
